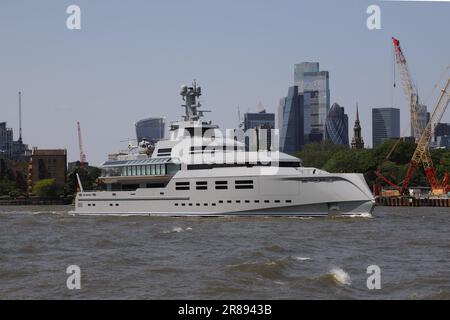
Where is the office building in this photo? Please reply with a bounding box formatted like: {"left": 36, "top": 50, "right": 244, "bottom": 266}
{"left": 434, "top": 123, "right": 450, "bottom": 149}
{"left": 411, "top": 104, "right": 429, "bottom": 139}
{"left": 244, "top": 110, "right": 275, "bottom": 151}
{"left": 279, "top": 86, "right": 304, "bottom": 154}
{"left": 0, "top": 122, "right": 30, "bottom": 160}
{"left": 135, "top": 118, "right": 165, "bottom": 144}
{"left": 372, "top": 108, "right": 400, "bottom": 148}
{"left": 28, "top": 148, "right": 67, "bottom": 194}
{"left": 294, "top": 62, "right": 330, "bottom": 143}
{"left": 325, "top": 103, "right": 349, "bottom": 145}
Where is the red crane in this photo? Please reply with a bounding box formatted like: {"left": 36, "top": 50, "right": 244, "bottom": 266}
{"left": 375, "top": 37, "right": 450, "bottom": 195}
{"left": 77, "top": 121, "right": 87, "bottom": 167}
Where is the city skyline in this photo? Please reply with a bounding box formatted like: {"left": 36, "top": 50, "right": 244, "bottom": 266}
{"left": 1, "top": 0, "right": 449, "bottom": 164}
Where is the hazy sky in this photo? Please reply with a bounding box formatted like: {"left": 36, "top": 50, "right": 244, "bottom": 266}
{"left": 1, "top": 0, "right": 449, "bottom": 165}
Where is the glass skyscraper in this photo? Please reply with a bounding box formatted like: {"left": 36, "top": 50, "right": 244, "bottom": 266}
{"left": 372, "top": 108, "right": 400, "bottom": 148}
{"left": 325, "top": 103, "right": 349, "bottom": 145}
{"left": 279, "top": 86, "right": 304, "bottom": 154}
{"left": 135, "top": 118, "right": 166, "bottom": 144}
{"left": 294, "top": 62, "right": 330, "bottom": 143}
{"left": 243, "top": 111, "right": 275, "bottom": 151}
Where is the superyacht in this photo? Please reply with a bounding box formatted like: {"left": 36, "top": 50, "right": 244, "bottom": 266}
{"left": 72, "top": 82, "right": 375, "bottom": 217}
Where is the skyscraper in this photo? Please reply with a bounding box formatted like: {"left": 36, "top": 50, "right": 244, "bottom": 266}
{"left": 325, "top": 103, "right": 349, "bottom": 145}
{"left": 372, "top": 108, "right": 400, "bottom": 148}
{"left": 135, "top": 118, "right": 166, "bottom": 144}
{"left": 411, "top": 104, "right": 429, "bottom": 139}
{"left": 279, "top": 86, "right": 304, "bottom": 154}
{"left": 0, "top": 121, "right": 30, "bottom": 160}
{"left": 243, "top": 110, "right": 275, "bottom": 151}
{"left": 351, "top": 105, "right": 365, "bottom": 149}
{"left": 294, "top": 62, "right": 330, "bottom": 143}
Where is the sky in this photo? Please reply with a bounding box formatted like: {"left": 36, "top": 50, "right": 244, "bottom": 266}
{"left": 0, "top": 0, "right": 449, "bottom": 165}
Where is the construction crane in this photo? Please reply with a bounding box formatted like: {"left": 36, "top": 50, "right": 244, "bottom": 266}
{"left": 77, "top": 121, "right": 87, "bottom": 167}
{"left": 375, "top": 37, "right": 423, "bottom": 194}
{"left": 375, "top": 37, "right": 450, "bottom": 195}
{"left": 392, "top": 37, "right": 426, "bottom": 139}
{"left": 401, "top": 77, "right": 450, "bottom": 195}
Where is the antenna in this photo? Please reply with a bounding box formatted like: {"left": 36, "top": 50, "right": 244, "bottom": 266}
{"left": 18, "top": 91, "right": 22, "bottom": 143}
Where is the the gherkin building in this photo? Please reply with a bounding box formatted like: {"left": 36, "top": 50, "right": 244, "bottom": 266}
{"left": 325, "top": 103, "right": 349, "bottom": 145}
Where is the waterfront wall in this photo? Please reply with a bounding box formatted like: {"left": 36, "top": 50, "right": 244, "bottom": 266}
{"left": 376, "top": 197, "right": 450, "bottom": 207}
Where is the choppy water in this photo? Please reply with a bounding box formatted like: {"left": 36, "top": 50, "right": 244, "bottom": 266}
{"left": 0, "top": 205, "right": 449, "bottom": 300}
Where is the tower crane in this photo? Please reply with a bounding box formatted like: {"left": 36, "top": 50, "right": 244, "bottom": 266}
{"left": 77, "top": 121, "right": 87, "bottom": 167}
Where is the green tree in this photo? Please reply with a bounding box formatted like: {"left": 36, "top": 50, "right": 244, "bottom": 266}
{"left": 33, "top": 179, "right": 64, "bottom": 198}
{"left": 295, "top": 142, "right": 349, "bottom": 169}
{"left": 0, "top": 179, "right": 19, "bottom": 197}
{"left": 67, "top": 165, "right": 102, "bottom": 194}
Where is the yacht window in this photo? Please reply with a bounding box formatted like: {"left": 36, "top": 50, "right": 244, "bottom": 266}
{"left": 132, "top": 166, "right": 137, "bottom": 176}
{"left": 245, "top": 200, "right": 250, "bottom": 203}
{"left": 275, "top": 200, "right": 280, "bottom": 203}
{"left": 196, "top": 181, "right": 207, "bottom": 190}
{"left": 167, "top": 164, "right": 181, "bottom": 175}
{"left": 161, "top": 165, "right": 166, "bottom": 175}
{"left": 121, "top": 167, "right": 127, "bottom": 176}
{"left": 235, "top": 180, "right": 254, "bottom": 190}
{"left": 235, "top": 180, "right": 253, "bottom": 184}
{"left": 236, "top": 185, "right": 253, "bottom": 189}
{"left": 219, "top": 200, "right": 223, "bottom": 204}
{"left": 155, "top": 165, "right": 161, "bottom": 175}
{"left": 279, "top": 161, "right": 301, "bottom": 168}
{"left": 215, "top": 181, "right": 228, "bottom": 190}
{"left": 286, "top": 200, "right": 292, "bottom": 203}
{"left": 127, "top": 166, "right": 131, "bottom": 176}
{"left": 151, "top": 165, "right": 156, "bottom": 175}
{"left": 175, "top": 181, "right": 190, "bottom": 191}
{"left": 147, "top": 183, "right": 166, "bottom": 188}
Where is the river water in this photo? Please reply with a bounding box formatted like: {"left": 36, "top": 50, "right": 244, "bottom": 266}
{"left": 0, "top": 205, "right": 449, "bottom": 300}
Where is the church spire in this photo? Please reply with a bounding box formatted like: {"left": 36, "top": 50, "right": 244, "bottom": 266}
{"left": 351, "top": 103, "right": 364, "bottom": 149}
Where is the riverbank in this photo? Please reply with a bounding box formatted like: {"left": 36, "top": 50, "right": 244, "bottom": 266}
{"left": 376, "top": 196, "right": 450, "bottom": 207}
{"left": 0, "top": 197, "right": 73, "bottom": 206}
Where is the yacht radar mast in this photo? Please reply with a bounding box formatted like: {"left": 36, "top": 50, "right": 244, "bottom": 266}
{"left": 180, "top": 81, "right": 210, "bottom": 121}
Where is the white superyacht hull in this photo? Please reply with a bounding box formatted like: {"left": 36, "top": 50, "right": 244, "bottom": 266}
{"left": 71, "top": 168, "right": 375, "bottom": 217}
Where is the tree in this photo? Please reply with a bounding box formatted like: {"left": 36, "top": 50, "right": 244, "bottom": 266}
{"left": 33, "top": 179, "right": 64, "bottom": 198}
{"left": 295, "top": 142, "right": 349, "bottom": 169}
{"left": 67, "top": 165, "right": 102, "bottom": 194}
{"left": 0, "top": 179, "right": 19, "bottom": 197}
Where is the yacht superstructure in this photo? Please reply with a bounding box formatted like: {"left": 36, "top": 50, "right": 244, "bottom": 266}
{"left": 72, "top": 82, "right": 375, "bottom": 217}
